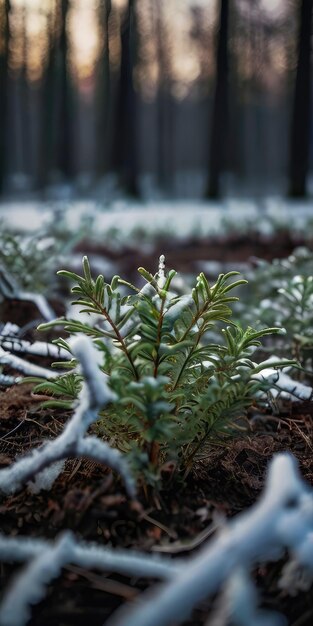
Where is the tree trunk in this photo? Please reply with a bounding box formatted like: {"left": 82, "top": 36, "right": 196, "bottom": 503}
{"left": 111, "top": 0, "right": 139, "bottom": 197}
{"left": 288, "top": 0, "right": 313, "bottom": 198}
{"left": 37, "top": 1, "right": 58, "bottom": 190}
{"left": 0, "top": 0, "right": 10, "bottom": 194}
{"left": 55, "top": 0, "right": 73, "bottom": 180}
{"left": 206, "top": 0, "right": 229, "bottom": 199}
{"left": 155, "top": 1, "right": 173, "bottom": 194}
{"left": 96, "top": 0, "right": 111, "bottom": 177}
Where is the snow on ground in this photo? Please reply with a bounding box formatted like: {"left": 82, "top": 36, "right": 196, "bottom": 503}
{"left": 0, "top": 198, "right": 313, "bottom": 240}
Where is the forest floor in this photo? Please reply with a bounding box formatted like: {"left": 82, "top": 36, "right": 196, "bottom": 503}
{"left": 0, "top": 229, "right": 313, "bottom": 625}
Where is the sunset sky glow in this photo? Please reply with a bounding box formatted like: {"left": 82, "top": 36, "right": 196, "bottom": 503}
{"left": 7, "top": 0, "right": 292, "bottom": 95}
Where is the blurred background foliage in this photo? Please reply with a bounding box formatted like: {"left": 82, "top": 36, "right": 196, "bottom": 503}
{"left": 0, "top": 0, "right": 312, "bottom": 200}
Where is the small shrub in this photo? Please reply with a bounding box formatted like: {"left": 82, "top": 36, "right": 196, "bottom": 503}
{"left": 35, "top": 255, "right": 292, "bottom": 483}
{"left": 237, "top": 248, "right": 313, "bottom": 370}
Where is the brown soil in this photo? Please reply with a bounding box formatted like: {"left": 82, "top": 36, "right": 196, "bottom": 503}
{"left": 0, "top": 233, "right": 313, "bottom": 626}
{"left": 75, "top": 228, "right": 313, "bottom": 280}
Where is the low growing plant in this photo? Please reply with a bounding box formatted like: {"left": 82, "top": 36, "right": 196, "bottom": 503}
{"left": 33, "top": 255, "right": 293, "bottom": 483}
{"left": 237, "top": 248, "right": 313, "bottom": 370}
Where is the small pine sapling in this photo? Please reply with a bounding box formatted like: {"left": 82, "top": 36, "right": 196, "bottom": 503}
{"left": 33, "top": 255, "right": 295, "bottom": 483}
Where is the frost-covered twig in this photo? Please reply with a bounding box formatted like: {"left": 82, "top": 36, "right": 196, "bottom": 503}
{"left": 251, "top": 355, "right": 313, "bottom": 402}
{"left": 222, "top": 568, "right": 286, "bottom": 626}
{"left": 0, "top": 532, "right": 178, "bottom": 578}
{"left": 0, "top": 373, "right": 22, "bottom": 387}
{"left": 0, "top": 336, "right": 136, "bottom": 497}
{"left": 14, "top": 291, "right": 55, "bottom": 321}
{"left": 278, "top": 559, "right": 313, "bottom": 596}
{"left": 0, "top": 265, "right": 55, "bottom": 321}
{"left": 0, "top": 336, "right": 70, "bottom": 360}
{"left": 0, "top": 346, "right": 59, "bottom": 379}
{"left": 0, "top": 531, "right": 178, "bottom": 626}
{"left": 0, "top": 454, "right": 312, "bottom": 626}
{"left": 108, "top": 453, "right": 313, "bottom": 626}
{"left": 0, "top": 532, "right": 74, "bottom": 626}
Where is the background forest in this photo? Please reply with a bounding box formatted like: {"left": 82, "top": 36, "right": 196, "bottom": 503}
{"left": 0, "top": 0, "right": 312, "bottom": 201}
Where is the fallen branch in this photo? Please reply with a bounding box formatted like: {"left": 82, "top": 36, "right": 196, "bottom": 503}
{"left": 0, "top": 454, "right": 312, "bottom": 625}
{"left": 108, "top": 453, "right": 313, "bottom": 626}
{"left": 0, "top": 345, "right": 59, "bottom": 379}
{"left": 0, "top": 531, "right": 178, "bottom": 626}
{"left": 0, "top": 336, "right": 136, "bottom": 498}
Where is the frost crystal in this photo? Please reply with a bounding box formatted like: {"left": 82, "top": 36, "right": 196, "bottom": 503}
{"left": 157, "top": 254, "right": 166, "bottom": 288}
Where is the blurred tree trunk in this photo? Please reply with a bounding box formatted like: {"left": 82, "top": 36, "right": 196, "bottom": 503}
{"left": 37, "top": 1, "right": 58, "bottom": 190}
{"left": 20, "top": 5, "right": 30, "bottom": 179}
{"left": 288, "top": 0, "right": 313, "bottom": 198}
{"left": 155, "top": 1, "right": 173, "bottom": 193}
{"left": 111, "top": 0, "right": 139, "bottom": 197}
{"left": 96, "top": 0, "right": 111, "bottom": 177}
{"left": 55, "top": 0, "right": 73, "bottom": 181}
{"left": 206, "top": 0, "right": 229, "bottom": 199}
{"left": 0, "top": 0, "right": 10, "bottom": 194}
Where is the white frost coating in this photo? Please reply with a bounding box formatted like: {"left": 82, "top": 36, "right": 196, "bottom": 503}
{"left": 75, "top": 437, "right": 135, "bottom": 498}
{"left": 0, "top": 322, "right": 20, "bottom": 336}
{"left": 0, "top": 336, "right": 136, "bottom": 497}
{"left": 0, "top": 337, "right": 70, "bottom": 360}
{"left": 117, "top": 303, "right": 137, "bottom": 339}
{"left": 0, "top": 532, "right": 178, "bottom": 579}
{"left": 71, "top": 544, "right": 179, "bottom": 579}
{"left": 140, "top": 282, "right": 156, "bottom": 297}
{"left": 4, "top": 461, "right": 310, "bottom": 625}
{"left": 118, "top": 317, "right": 137, "bottom": 338}
{"left": 0, "top": 373, "right": 22, "bottom": 386}
{"left": 165, "top": 295, "right": 195, "bottom": 324}
{"left": 0, "top": 346, "right": 59, "bottom": 378}
{"left": 108, "top": 453, "right": 313, "bottom": 626}
{"left": 0, "top": 532, "right": 75, "bottom": 626}
{"left": 0, "top": 535, "right": 46, "bottom": 561}
{"left": 253, "top": 368, "right": 313, "bottom": 401}
{"left": 27, "top": 461, "right": 65, "bottom": 493}
{"left": 157, "top": 254, "right": 166, "bottom": 288}
{"left": 69, "top": 335, "right": 117, "bottom": 408}
{"left": 279, "top": 559, "right": 313, "bottom": 595}
{"left": 224, "top": 568, "right": 286, "bottom": 626}
{"left": 293, "top": 532, "right": 313, "bottom": 572}
{"left": 0, "top": 532, "right": 179, "bottom": 626}
{"left": 18, "top": 291, "right": 55, "bottom": 321}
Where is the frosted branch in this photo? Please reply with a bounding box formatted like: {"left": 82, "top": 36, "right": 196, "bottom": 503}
{"left": 0, "top": 373, "right": 22, "bottom": 387}
{"left": 0, "top": 346, "right": 59, "bottom": 378}
{"left": 0, "top": 336, "right": 70, "bottom": 360}
{"left": 16, "top": 292, "right": 55, "bottom": 322}
{"left": 0, "top": 532, "right": 75, "bottom": 626}
{"left": 108, "top": 453, "right": 313, "bottom": 626}
{"left": 0, "top": 336, "right": 136, "bottom": 498}
{"left": 252, "top": 356, "right": 313, "bottom": 401}
{"left": 0, "top": 532, "right": 178, "bottom": 578}
{"left": 0, "top": 453, "right": 312, "bottom": 626}
{"left": 0, "top": 531, "right": 178, "bottom": 626}
{"left": 222, "top": 568, "right": 286, "bottom": 626}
